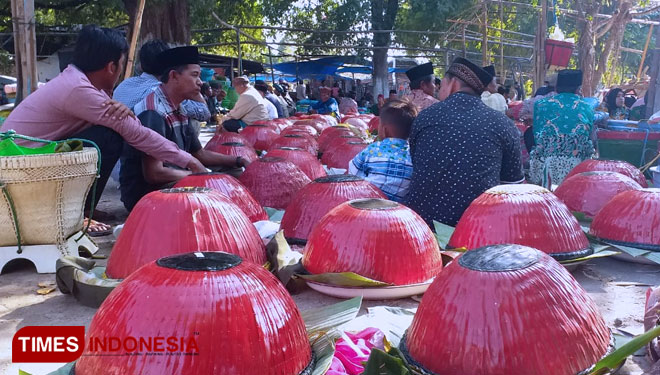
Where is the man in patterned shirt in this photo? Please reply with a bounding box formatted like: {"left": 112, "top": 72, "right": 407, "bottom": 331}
{"left": 113, "top": 39, "right": 210, "bottom": 121}
{"left": 120, "top": 46, "right": 247, "bottom": 210}
{"left": 348, "top": 99, "right": 417, "bottom": 202}
{"left": 405, "top": 57, "right": 524, "bottom": 227}
{"left": 404, "top": 62, "right": 439, "bottom": 112}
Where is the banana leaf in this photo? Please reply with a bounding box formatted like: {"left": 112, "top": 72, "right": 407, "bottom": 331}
{"left": 589, "top": 325, "right": 660, "bottom": 375}
{"left": 298, "top": 272, "right": 391, "bottom": 287}
{"left": 572, "top": 211, "right": 592, "bottom": 223}
{"left": 264, "top": 207, "right": 285, "bottom": 222}
{"left": 363, "top": 348, "right": 411, "bottom": 375}
{"left": 266, "top": 230, "right": 303, "bottom": 286}
{"left": 433, "top": 220, "right": 455, "bottom": 249}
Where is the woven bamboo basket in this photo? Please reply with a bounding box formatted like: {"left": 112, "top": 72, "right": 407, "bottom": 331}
{"left": 0, "top": 148, "right": 98, "bottom": 250}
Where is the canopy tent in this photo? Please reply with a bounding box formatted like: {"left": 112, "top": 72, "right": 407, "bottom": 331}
{"left": 199, "top": 53, "right": 265, "bottom": 75}
{"left": 335, "top": 66, "right": 407, "bottom": 74}
{"left": 272, "top": 56, "right": 371, "bottom": 79}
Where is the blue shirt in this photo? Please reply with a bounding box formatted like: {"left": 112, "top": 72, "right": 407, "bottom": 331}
{"left": 348, "top": 138, "right": 413, "bottom": 202}
{"left": 113, "top": 73, "right": 211, "bottom": 121}
{"left": 311, "top": 97, "right": 340, "bottom": 119}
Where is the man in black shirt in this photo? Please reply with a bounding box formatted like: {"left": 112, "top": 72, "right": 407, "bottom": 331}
{"left": 405, "top": 57, "right": 524, "bottom": 227}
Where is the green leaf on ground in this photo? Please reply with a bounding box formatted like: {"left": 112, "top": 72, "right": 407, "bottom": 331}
{"left": 299, "top": 272, "right": 391, "bottom": 287}
{"left": 590, "top": 325, "right": 660, "bottom": 374}
{"left": 433, "top": 220, "right": 455, "bottom": 249}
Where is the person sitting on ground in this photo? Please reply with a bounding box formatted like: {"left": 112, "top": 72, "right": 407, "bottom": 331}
{"left": 255, "top": 83, "right": 279, "bottom": 120}
{"left": 222, "top": 76, "right": 270, "bottom": 132}
{"left": 0, "top": 25, "right": 206, "bottom": 234}
{"left": 370, "top": 94, "right": 385, "bottom": 115}
{"left": 215, "top": 89, "right": 229, "bottom": 114}
{"left": 296, "top": 79, "right": 307, "bottom": 101}
{"left": 605, "top": 88, "right": 630, "bottom": 120}
{"left": 388, "top": 89, "right": 398, "bottom": 101}
{"left": 339, "top": 92, "right": 359, "bottom": 114}
{"left": 310, "top": 86, "right": 340, "bottom": 118}
{"left": 520, "top": 73, "right": 557, "bottom": 125}
{"left": 349, "top": 99, "right": 417, "bottom": 202}
{"left": 273, "top": 83, "right": 293, "bottom": 116}
{"left": 404, "top": 57, "right": 524, "bottom": 227}
{"left": 113, "top": 39, "right": 210, "bottom": 121}
{"left": 120, "top": 46, "right": 247, "bottom": 211}
{"left": 529, "top": 69, "right": 594, "bottom": 188}
{"left": 630, "top": 91, "right": 648, "bottom": 121}
{"left": 201, "top": 82, "right": 218, "bottom": 123}
{"left": 480, "top": 65, "right": 508, "bottom": 113}
{"left": 404, "top": 62, "right": 439, "bottom": 111}
{"left": 257, "top": 81, "right": 285, "bottom": 118}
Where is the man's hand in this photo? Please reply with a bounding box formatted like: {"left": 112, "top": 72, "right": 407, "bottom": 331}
{"left": 186, "top": 157, "right": 207, "bottom": 173}
{"left": 102, "top": 99, "right": 136, "bottom": 120}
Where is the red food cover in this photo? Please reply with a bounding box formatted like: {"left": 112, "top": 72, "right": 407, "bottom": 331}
{"left": 240, "top": 125, "right": 279, "bottom": 150}
{"left": 368, "top": 116, "right": 380, "bottom": 133}
{"left": 268, "top": 134, "right": 319, "bottom": 155}
{"left": 250, "top": 120, "right": 281, "bottom": 133}
{"left": 448, "top": 184, "right": 591, "bottom": 261}
{"left": 303, "top": 199, "right": 443, "bottom": 285}
{"left": 590, "top": 188, "right": 660, "bottom": 250}
{"left": 106, "top": 188, "right": 266, "bottom": 279}
{"left": 403, "top": 244, "right": 610, "bottom": 375}
{"left": 238, "top": 157, "right": 311, "bottom": 209}
{"left": 205, "top": 142, "right": 257, "bottom": 163}
{"left": 204, "top": 131, "right": 249, "bottom": 151}
{"left": 281, "top": 124, "right": 319, "bottom": 138}
{"left": 266, "top": 147, "right": 326, "bottom": 180}
{"left": 554, "top": 171, "right": 641, "bottom": 218}
{"left": 318, "top": 126, "right": 354, "bottom": 152}
{"left": 281, "top": 175, "right": 385, "bottom": 242}
{"left": 174, "top": 173, "right": 267, "bottom": 222}
{"left": 566, "top": 159, "right": 648, "bottom": 187}
{"left": 324, "top": 135, "right": 364, "bottom": 154}
{"left": 77, "top": 252, "right": 313, "bottom": 375}
{"left": 321, "top": 142, "right": 367, "bottom": 169}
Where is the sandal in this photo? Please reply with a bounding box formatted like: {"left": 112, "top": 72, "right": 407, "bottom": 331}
{"left": 83, "top": 218, "right": 113, "bottom": 237}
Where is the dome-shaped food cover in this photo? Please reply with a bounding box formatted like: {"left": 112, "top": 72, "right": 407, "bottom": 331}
{"left": 204, "top": 131, "right": 250, "bottom": 151}
{"left": 321, "top": 142, "right": 367, "bottom": 169}
{"left": 293, "top": 119, "right": 327, "bottom": 132}
{"left": 344, "top": 117, "right": 368, "bottom": 131}
{"left": 281, "top": 175, "right": 385, "bottom": 243}
{"left": 368, "top": 116, "right": 380, "bottom": 133}
{"left": 239, "top": 157, "right": 311, "bottom": 209}
{"left": 269, "top": 134, "right": 319, "bottom": 155}
{"left": 250, "top": 120, "right": 282, "bottom": 133}
{"left": 106, "top": 188, "right": 266, "bottom": 279}
{"left": 303, "top": 198, "right": 443, "bottom": 285}
{"left": 266, "top": 147, "right": 326, "bottom": 180}
{"left": 240, "top": 124, "right": 279, "bottom": 151}
{"left": 590, "top": 188, "right": 660, "bottom": 250}
{"left": 324, "top": 135, "right": 364, "bottom": 154}
{"left": 554, "top": 171, "right": 641, "bottom": 218}
{"left": 77, "top": 252, "right": 314, "bottom": 375}
{"left": 402, "top": 244, "right": 611, "bottom": 375}
{"left": 281, "top": 124, "right": 319, "bottom": 139}
{"left": 448, "top": 184, "right": 591, "bottom": 261}
{"left": 566, "top": 159, "right": 648, "bottom": 187}
{"left": 318, "top": 126, "right": 354, "bottom": 152}
{"left": 174, "top": 173, "right": 268, "bottom": 222}
{"left": 205, "top": 142, "right": 258, "bottom": 164}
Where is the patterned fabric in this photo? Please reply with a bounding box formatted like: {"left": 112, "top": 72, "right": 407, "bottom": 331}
{"left": 610, "top": 106, "right": 630, "bottom": 120}
{"left": 529, "top": 92, "right": 595, "bottom": 188}
{"left": 348, "top": 138, "right": 413, "bottom": 202}
{"left": 519, "top": 92, "right": 555, "bottom": 122}
{"left": 339, "top": 97, "right": 359, "bottom": 114}
{"left": 113, "top": 73, "right": 211, "bottom": 121}
{"left": 447, "top": 63, "right": 485, "bottom": 92}
{"left": 405, "top": 89, "right": 439, "bottom": 112}
{"left": 405, "top": 92, "right": 524, "bottom": 227}
{"left": 311, "top": 97, "right": 340, "bottom": 118}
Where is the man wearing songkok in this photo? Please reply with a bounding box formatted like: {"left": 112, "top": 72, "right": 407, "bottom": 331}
{"left": 0, "top": 25, "right": 206, "bottom": 231}
{"left": 310, "top": 86, "right": 340, "bottom": 118}
{"left": 113, "top": 39, "right": 210, "bottom": 121}
{"left": 404, "top": 62, "right": 439, "bottom": 111}
{"left": 405, "top": 57, "right": 524, "bottom": 227}
{"left": 221, "top": 76, "right": 270, "bottom": 132}
{"left": 529, "top": 69, "right": 594, "bottom": 188}
{"left": 120, "top": 46, "right": 246, "bottom": 211}
{"left": 480, "top": 65, "right": 508, "bottom": 113}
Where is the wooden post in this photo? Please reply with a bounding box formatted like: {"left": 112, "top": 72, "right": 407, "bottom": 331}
{"left": 268, "top": 47, "right": 275, "bottom": 83}
{"left": 534, "top": 0, "right": 548, "bottom": 90}
{"left": 123, "top": 0, "right": 146, "bottom": 80}
{"left": 499, "top": 0, "right": 504, "bottom": 77}
{"left": 646, "top": 22, "right": 660, "bottom": 118}
{"left": 482, "top": 0, "right": 489, "bottom": 66}
{"left": 236, "top": 29, "right": 243, "bottom": 76}
{"left": 462, "top": 25, "right": 467, "bottom": 58}
{"left": 11, "top": 0, "right": 37, "bottom": 104}
{"left": 637, "top": 25, "right": 654, "bottom": 81}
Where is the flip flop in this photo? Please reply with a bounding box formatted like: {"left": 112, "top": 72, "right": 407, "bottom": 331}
{"left": 83, "top": 218, "right": 113, "bottom": 237}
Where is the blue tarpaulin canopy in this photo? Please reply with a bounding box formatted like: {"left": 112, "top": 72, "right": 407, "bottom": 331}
{"left": 336, "top": 66, "right": 407, "bottom": 74}
{"left": 272, "top": 56, "right": 371, "bottom": 79}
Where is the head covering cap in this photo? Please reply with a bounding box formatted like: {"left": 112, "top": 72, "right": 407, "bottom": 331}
{"left": 233, "top": 75, "right": 250, "bottom": 85}
{"left": 157, "top": 46, "right": 199, "bottom": 75}
{"left": 406, "top": 62, "right": 434, "bottom": 82}
{"left": 556, "top": 69, "right": 583, "bottom": 90}
{"left": 447, "top": 57, "right": 492, "bottom": 93}
{"left": 483, "top": 65, "right": 496, "bottom": 78}
{"left": 319, "top": 86, "right": 332, "bottom": 94}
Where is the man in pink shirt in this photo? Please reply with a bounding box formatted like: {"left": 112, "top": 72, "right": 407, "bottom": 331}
{"left": 0, "top": 25, "right": 205, "bottom": 228}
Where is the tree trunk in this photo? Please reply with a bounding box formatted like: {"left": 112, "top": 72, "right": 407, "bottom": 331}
{"left": 371, "top": 0, "right": 398, "bottom": 98}
{"left": 123, "top": 0, "right": 190, "bottom": 44}
{"left": 592, "top": 0, "right": 633, "bottom": 93}
{"left": 577, "top": 2, "right": 599, "bottom": 96}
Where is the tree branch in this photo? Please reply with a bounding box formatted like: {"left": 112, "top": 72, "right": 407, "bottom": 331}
{"left": 632, "top": 4, "right": 660, "bottom": 17}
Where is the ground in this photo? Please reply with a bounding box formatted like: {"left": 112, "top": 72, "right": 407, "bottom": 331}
{"left": 0, "top": 132, "right": 658, "bottom": 374}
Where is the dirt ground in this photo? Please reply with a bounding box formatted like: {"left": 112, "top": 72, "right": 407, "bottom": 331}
{"left": 1, "top": 132, "right": 659, "bottom": 374}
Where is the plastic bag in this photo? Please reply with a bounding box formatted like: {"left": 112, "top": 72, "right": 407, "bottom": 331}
{"left": 0, "top": 137, "right": 56, "bottom": 156}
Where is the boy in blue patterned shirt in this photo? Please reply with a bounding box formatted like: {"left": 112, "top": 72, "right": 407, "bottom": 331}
{"left": 349, "top": 99, "right": 418, "bottom": 202}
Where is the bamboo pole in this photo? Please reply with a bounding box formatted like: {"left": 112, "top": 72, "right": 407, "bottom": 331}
{"left": 499, "top": 0, "right": 505, "bottom": 76}
{"left": 11, "top": 0, "right": 37, "bottom": 103}
{"left": 637, "top": 24, "right": 654, "bottom": 80}
{"left": 123, "top": 0, "right": 146, "bottom": 80}
{"left": 482, "top": 0, "right": 489, "bottom": 66}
